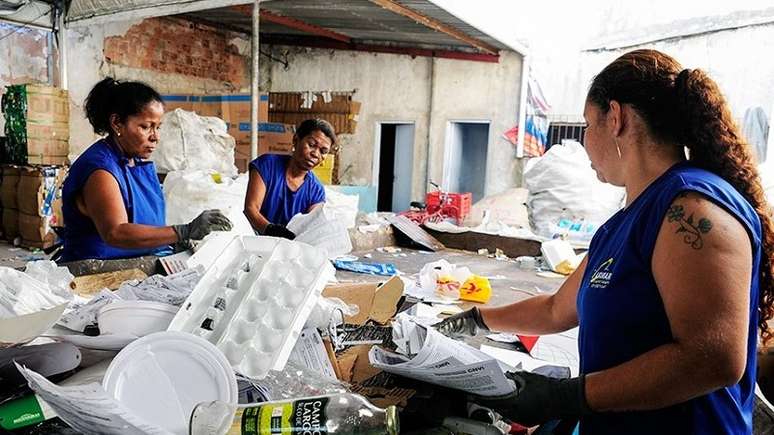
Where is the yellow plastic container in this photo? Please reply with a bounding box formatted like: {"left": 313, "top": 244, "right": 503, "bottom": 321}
{"left": 459, "top": 275, "right": 492, "bottom": 303}
{"left": 312, "top": 165, "right": 333, "bottom": 184}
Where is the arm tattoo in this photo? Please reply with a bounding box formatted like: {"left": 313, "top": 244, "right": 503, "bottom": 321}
{"left": 666, "top": 203, "right": 713, "bottom": 250}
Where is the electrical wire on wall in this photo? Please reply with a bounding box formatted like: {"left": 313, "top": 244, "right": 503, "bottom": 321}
{"left": 259, "top": 47, "right": 289, "bottom": 70}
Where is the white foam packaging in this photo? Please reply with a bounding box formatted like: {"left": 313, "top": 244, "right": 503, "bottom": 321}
{"left": 167, "top": 235, "right": 335, "bottom": 379}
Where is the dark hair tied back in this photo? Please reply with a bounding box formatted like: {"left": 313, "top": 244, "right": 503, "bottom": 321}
{"left": 84, "top": 77, "right": 163, "bottom": 136}
{"left": 588, "top": 49, "right": 774, "bottom": 343}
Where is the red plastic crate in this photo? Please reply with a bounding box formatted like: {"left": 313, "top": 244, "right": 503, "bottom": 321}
{"left": 425, "top": 191, "right": 472, "bottom": 222}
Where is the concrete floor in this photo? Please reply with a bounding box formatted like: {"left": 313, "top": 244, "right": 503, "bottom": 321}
{"left": 337, "top": 246, "right": 564, "bottom": 308}
{"left": 0, "top": 240, "right": 49, "bottom": 269}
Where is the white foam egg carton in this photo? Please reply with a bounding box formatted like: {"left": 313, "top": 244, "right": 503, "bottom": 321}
{"left": 167, "top": 235, "right": 335, "bottom": 379}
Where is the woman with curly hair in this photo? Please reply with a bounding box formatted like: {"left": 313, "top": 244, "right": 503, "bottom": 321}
{"left": 437, "top": 49, "right": 774, "bottom": 434}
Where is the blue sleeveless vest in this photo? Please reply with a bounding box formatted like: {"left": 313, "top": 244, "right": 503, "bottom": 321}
{"left": 60, "top": 138, "right": 168, "bottom": 261}
{"left": 578, "top": 162, "right": 762, "bottom": 434}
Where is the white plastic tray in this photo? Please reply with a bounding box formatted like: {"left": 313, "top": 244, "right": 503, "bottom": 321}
{"left": 168, "top": 235, "right": 334, "bottom": 379}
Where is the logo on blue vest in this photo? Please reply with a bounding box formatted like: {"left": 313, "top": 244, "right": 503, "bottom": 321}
{"left": 589, "top": 257, "right": 614, "bottom": 288}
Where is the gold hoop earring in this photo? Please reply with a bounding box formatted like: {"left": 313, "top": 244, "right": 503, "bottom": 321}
{"left": 615, "top": 140, "right": 622, "bottom": 159}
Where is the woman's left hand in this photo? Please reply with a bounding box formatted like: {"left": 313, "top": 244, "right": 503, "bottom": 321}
{"left": 472, "top": 371, "right": 591, "bottom": 427}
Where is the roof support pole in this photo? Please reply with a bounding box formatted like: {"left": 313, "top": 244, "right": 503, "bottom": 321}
{"left": 58, "top": 1, "right": 68, "bottom": 90}
{"left": 516, "top": 54, "right": 529, "bottom": 158}
{"left": 250, "top": 0, "right": 260, "bottom": 160}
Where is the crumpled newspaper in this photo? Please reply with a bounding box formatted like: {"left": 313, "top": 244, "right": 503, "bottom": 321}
{"left": 58, "top": 268, "right": 202, "bottom": 332}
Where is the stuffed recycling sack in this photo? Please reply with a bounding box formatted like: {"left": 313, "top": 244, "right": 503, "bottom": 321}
{"left": 524, "top": 140, "right": 625, "bottom": 245}
{"left": 154, "top": 108, "right": 238, "bottom": 176}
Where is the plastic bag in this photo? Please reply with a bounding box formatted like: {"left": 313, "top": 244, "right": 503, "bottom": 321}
{"left": 525, "top": 140, "right": 625, "bottom": 244}
{"left": 163, "top": 170, "right": 253, "bottom": 235}
{"left": 419, "top": 260, "right": 472, "bottom": 300}
{"left": 323, "top": 187, "right": 359, "bottom": 229}
{"left": 0, "top": 266, "right": 72, "bottom": 318}
{"left": 24, "top": 260, "right": 74, "bottom": 298}
{"left": 154, "top": 108, "right": 238, "bottom": 176}
{"left": 305, "top": 297, "right": 360, "bottom": 330}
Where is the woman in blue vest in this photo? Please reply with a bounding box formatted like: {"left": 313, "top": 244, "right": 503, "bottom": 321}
{"left": 60, "top": 78, "right": 232, "bottom": 262}
{"left": 437, "top": 49, "right": 774, "bottom": 434}
{"left": 243, "top": 118, "right": 334, "bottom": 240}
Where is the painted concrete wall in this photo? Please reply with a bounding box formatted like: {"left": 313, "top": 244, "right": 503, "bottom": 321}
{"left": 8, "top": 16, "right": 523, "bottom": 198}
{"left": 429, "top": 50, "right": 523, "bottom": 196}
{"left": 266, "top": 45, "right": 434, "bottom": 199}
{"left": 0, "top": 23, "right": 53, "bottom": 135}
{"left": 267, "top": 46, "right": 523, "bottom": 199}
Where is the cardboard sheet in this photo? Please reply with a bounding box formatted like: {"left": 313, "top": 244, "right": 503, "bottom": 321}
{"left": 322, "top": 276, "right": 403, "bottom": 325}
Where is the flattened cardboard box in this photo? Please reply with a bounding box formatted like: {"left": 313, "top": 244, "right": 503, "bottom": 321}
{"left": 25, "top": 85, "right": 69, "bottom": 124}
{"left": 233, "top": 123, "right": 295, "bottom": 172}
{"left": 18, "top": 212, "right": 56, "bottom": 249}
{"left": 17, "top": 166, "right": 66, "bottom": 217}
{"left": 321, "top": 275, "right": 404, "bottom": 325}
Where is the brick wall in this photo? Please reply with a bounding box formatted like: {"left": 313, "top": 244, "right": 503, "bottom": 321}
{"left": 0, "top": 23, "right": 53, "bottom": 136}
{"left": 103, "top": 17, "right": 249, "bottom": 88}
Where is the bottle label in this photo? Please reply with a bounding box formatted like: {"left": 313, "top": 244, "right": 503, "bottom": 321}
{"left": 242, "top": 398, "right": 329, "bottom": 434}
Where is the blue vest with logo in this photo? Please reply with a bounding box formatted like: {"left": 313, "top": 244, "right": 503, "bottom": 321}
{"left": 60, "top": 138, "right": 169, "bottom": 262}
{"left": 577, "top": 162, "right": 762, "bottom": 434}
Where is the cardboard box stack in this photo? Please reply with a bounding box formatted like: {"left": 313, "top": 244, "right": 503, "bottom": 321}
{"left": 1, "top": 84, "right": 70, "bottom": 165}
{"left": 163, "top": 93, "right": 297, "bottom": 172}
{"left": 17, "top": 166, "right": 65, "bottom": 249}
{"left": 268, "top": 92, "right": 360, "bottom": 134}
{"left": 1, "top": 165, "right": 20, "bottom": 241}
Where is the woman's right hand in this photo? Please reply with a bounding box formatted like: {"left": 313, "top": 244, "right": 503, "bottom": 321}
{"left": 173, "top": 209, "right": 233, "bottom": 242}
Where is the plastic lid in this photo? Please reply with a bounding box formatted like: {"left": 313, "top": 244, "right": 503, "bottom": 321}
{"left": 99, "top": 300, "right": 179, "bottom": 315}
{"left": 102, "top": 331, "right": 237, "bottom": 434}
{"left": 385, "top": 405, "right": 399, "bottom": 435}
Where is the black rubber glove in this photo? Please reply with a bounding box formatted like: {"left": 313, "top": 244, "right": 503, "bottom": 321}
{"left": 473, "top": 371, "right": 591, "bottom": 427}
{"left": 173, "top": 209, "right": 233, "bottom": 242}
{"left": 263, "top": 223, "right": 296, "bottom": 240}
{"left": 434, "top": 307, "right": 489, "bottom": 339}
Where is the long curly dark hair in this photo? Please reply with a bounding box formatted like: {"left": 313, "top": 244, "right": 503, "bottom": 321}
{"left": 587, "top": 49, "right": 774, "bottom": 343}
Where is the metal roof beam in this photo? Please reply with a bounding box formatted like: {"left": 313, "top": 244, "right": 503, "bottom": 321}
{"left": 231, "top": 5, "right": 351, "bottom": 43}
{"left": 367, "top": 0, "right": 498, "bottom": 55}
{"left": 260, "top": 34, "right": 500, "bottom": 63}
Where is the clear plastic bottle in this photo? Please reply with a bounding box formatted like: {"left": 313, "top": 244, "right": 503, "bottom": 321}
{"left": 190, "top": 393, "right": 399, "bottom": 435}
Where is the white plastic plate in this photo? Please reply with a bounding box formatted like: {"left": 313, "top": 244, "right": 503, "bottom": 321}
{"left": 102, "top": 331, "right": 237, "bottom": 434}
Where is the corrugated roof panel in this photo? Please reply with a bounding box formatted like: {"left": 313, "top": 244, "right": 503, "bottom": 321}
{"left": 68, "top": 0, "right": 520, "bottom": 53}
{"left": 180, "top": 0, "right": 516, "bottom": 53}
